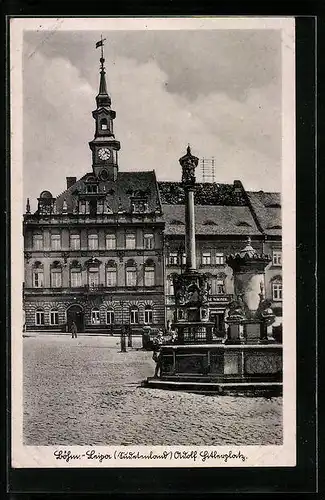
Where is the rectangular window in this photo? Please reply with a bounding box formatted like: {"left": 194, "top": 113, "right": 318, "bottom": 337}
{"left": 126, "top": 233, "right": 136, "bottom": 249}
{"left": 130, "top": 309, "right": 139, "bottom": 324}
{"left": 106, "top": 269, "right": 117, "bottom": 287}
{"left": 33, "top": 271, "right": 44, "bottom": 288}
{"left": 182, "top": 253, "right": 186, "bottom": 265}
{"left": 50, "top": 310, "right": 59, "bottom": 325}
{"left": 106, "top": 310, "right": 115, "bottom": 324}
{"left": 215, "top": 253, "right": 225, "bottom": 265}
{"left": 88, "top": 269, "right": 99, "bottom": 287}
{"left": 144, "top": 267, "right": 155, "bottom": 287}
{"left": 88, "top": 234, "right": 98, "bottom": 250}
{"left": 272, "top": 250, "right": 282, "bottom": 266}
{"left": 272, "top": 283, "right": 283, "bottom": 301}
{"left": 35, "top": 310, "right": 45, "bottom": 326}
{"left": 71, "top": 270, "right": 82, "bottom": 288}
{"left": 50, "top": 234, "right": 61, "bottom": 250}
{"left": 33, "top": 234, "right": 43, "bottom": 250}
{"left": 126, "top": 268, "right": 137, "bottom": 287}
{"left": 169, "top": 252, "right": 178, "bottom": 265}
{"left": 202, "top": 251, "right": 211, "bottom": 265}
{"left": 144, "top": 233, "right": 154, "bottom": 249}
{"left": 106, "top": 233, "right": 116, "bottom": 249}
{"left": 51, "top": 270, "right": 62, "bottom": 288}
{"left": 144, "top": 308, "right": 153, "bottom": 324}
{"left": 70, "top": 234, "right": 80, "bottom": 250}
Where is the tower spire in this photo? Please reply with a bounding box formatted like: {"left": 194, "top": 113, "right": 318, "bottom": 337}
{"left": 95, "top": 36, "right": 110, "bottom": 107}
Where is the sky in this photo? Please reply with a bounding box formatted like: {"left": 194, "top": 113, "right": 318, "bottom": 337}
{"left": 23, "top": 28, "right": 282, "bottom": 209}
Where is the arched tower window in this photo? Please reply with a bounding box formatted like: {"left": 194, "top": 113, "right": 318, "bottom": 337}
{"left": 100, "top": 118, "right": 108, "bottom": 130}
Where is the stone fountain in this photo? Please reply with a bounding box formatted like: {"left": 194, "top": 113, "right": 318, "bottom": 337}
{"left": 145, "top": 146, "right": 282, "bottom": 395}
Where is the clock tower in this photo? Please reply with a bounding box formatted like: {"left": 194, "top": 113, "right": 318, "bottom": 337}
{"left": 89, "top": 44, "right": 120, "bottom": 182}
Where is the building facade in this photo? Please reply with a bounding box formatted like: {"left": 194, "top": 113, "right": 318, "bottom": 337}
{"left": 159, "top": 181, "right": 282, "bottom": 332}
{"left": 23, "top": 54, "right": 165, "bottom": 333}
{"left": 23, "top": 54, "right": 282, "bottom": 333}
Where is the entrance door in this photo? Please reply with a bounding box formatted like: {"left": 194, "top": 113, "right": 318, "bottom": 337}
{"left": 67, "top": 305, "right": 84, "bottom": 332}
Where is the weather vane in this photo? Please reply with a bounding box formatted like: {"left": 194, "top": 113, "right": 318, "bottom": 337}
{"left": 96, "top": 34, "right": 106, "bottom": 64}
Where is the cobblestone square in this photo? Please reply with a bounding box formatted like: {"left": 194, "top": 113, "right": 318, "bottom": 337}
{"left": 23, "top": 335, "right": 283, "bottom": 446}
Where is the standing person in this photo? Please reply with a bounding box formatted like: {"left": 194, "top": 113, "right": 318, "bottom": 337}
{"left": 71, "top": 320, "right": 78, "bottom": 339}
{"left": 153, "top": 330, "right": 164, "bottom": 378}
{"left": 120, "top": 326, "right": 127, "bottom": 353}
{"left": 127, "top": 324, "right": 132, "bottom": 348}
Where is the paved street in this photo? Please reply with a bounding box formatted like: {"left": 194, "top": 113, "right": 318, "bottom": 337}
{"left": 23, "top": 335, "right": 283, "bottom": 446}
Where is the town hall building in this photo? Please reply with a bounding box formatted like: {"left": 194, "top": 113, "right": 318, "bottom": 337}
{"left": 23, "top": 50, "right": 282, "bottom": 333}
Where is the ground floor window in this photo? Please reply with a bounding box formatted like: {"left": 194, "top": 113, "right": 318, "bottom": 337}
{"left": 106, "top": 309, "right": 115, "bottom": 324}
{"left": 35, "top": 309, "right": 45, "bottom": 326}
{"left": 50, "top": 309, "right": 59, "bottom": 325}
{"left": 130, "top": 306, "right": 139, "bottom": 324}
{"left": 91, "top": 308, "right": 100, "bottom": 324}
{"left": 144, "top": 306, "right": 153, "bottom": 324}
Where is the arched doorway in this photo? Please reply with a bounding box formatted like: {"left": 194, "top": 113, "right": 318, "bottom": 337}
{"left": 66, "top": 304, "right": 84, "bottom": 332}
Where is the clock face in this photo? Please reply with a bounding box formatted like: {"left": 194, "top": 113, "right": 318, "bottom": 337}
{"left": 98, "top": 147, "right": 111, "bottom": 161}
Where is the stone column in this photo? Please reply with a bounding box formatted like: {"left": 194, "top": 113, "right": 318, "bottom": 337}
{"left": 179, "top": 145, "right": 199, "bottom": 273}
{"left": 185, "top": 187, "right": 196, "bottom": 272}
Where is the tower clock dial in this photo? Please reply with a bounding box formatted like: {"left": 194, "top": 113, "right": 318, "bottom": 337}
{"left": 98, "top": 147, "right": 111, "bottom": 161}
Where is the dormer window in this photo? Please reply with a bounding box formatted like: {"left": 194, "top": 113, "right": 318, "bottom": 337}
{"left": 131, "top": 198, "right": 148, "bottom": 213}
{"left": 86, "top": 184, "right": 98, "bottom": 194}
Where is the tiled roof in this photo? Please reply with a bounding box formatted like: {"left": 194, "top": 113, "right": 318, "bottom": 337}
{"left": 51, "top": 171, "right": 161, "bottom": 214}
{"left": 246, "top": 191, "right": 282, "bottom": 237}
{"left": 162, "top": 204, "right": 262, "bottom": 236}
{"left": 158, "top": 182, "right": 246, "bottom": 206}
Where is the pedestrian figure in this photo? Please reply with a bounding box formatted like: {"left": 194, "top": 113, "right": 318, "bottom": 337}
{"left": 153, "top": 330, "right": 164, "bottom": 378}
{"left": 71, "top": 321, "right": 78, "bottom": 339}
{"left": 127, "top": 325, "right": 132, "bottom": 348}
{"left": 120, "top": 326, "right": 127, "bottom": 353}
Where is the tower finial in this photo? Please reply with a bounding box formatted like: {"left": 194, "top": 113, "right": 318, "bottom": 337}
{"left": 187, "top": 143, "right": 191, "bottom": 155}
{"left": 95, "top": 36, "right": 110, "bottom": 106}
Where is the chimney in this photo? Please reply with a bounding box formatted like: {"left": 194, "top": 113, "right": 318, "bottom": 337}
{"left": 66, "top": 177, "right": 77, "bottom": 189}
{"left": 233, "top": 180, "right": 243, "bottom": 193}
